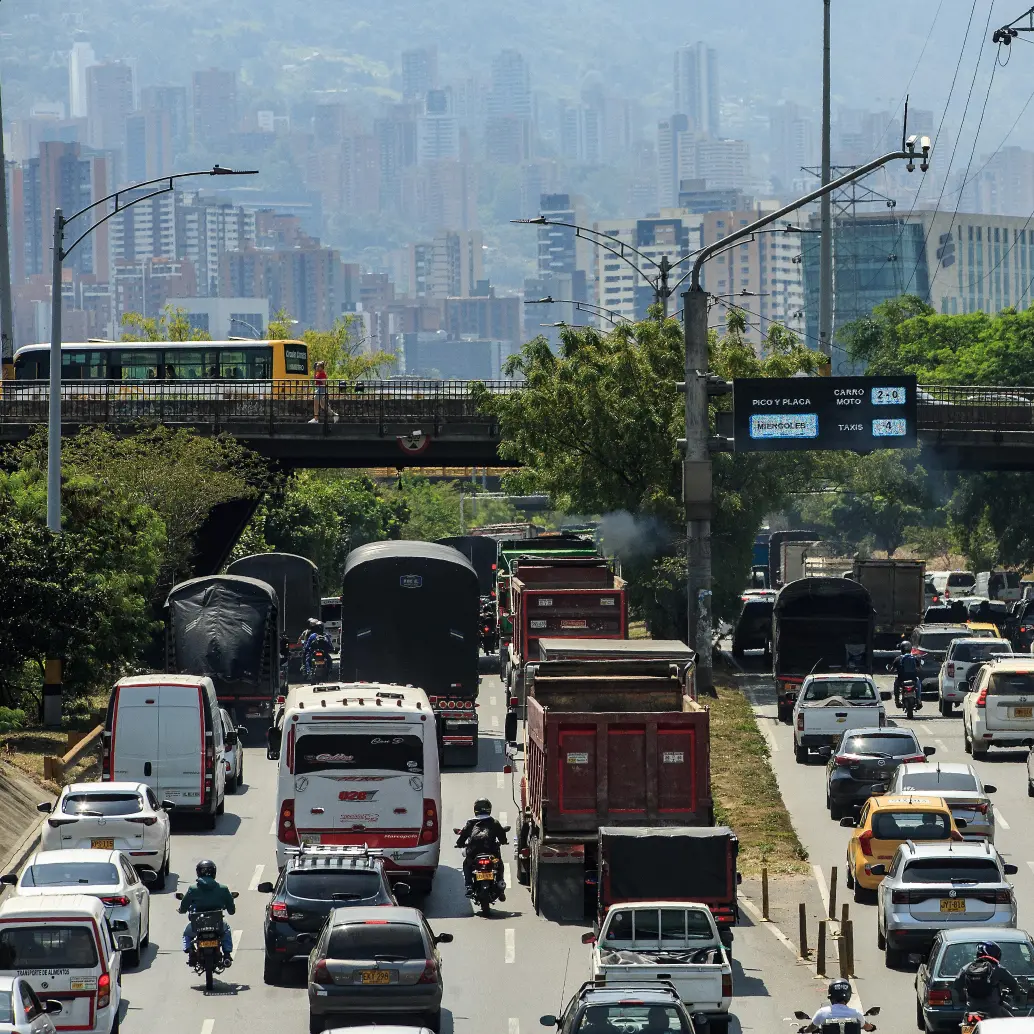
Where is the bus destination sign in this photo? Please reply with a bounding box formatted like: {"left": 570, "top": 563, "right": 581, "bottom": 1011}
{"left": 732, "top": 375, "right": 918, "bottom": 452}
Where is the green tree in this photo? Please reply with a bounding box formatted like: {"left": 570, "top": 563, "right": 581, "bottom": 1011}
{"left": 120, "top": 305, "right": 211, "bottom": 342}
{"left": 267, "top": 309, "right": 395, "bottom": 380}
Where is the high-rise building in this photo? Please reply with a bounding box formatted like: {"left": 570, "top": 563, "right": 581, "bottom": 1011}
{"left": 192, "top": 68, "right": 237, "bottom": 147}
{"left": 657, "top": 115, "right": 689, "bottom": 208}
{"left": 486, "top": 50, "right": 532, "bottom": 164}
{"left": 108, "top": 190, "right": 177, "bottom": 264}
{"left": 162, "top": 296, "right": 270, "bottom": 338}
{"left": 139, "top": 85, "right": 189, "bottom": 154}
{"left": 68, "top": 42, "right": 97, "bottom": 121}
{"left": 112, "top": 256, "right": 196, "bottom": 323}
{"left": 769, "top": 102, "right": 816, "bottom": 194}
{"left": 125, "top": 109, "right": 173, "bottom": 183}
{"left": 86, "top": 62, "right": 133, "bottom": 155}
{"left": 416, "top": 89, "right": 460, "bottom": 164}
{"left": 958, "top": 146, "right": 1034, "bottom": 219}
{"left": 444, "top": 285, "right": 521, "bottom": 353}
{"left": 522, "top": 271, "right": 587, "bottom": 348}
{"left": 558, "top": 103, "right": 602, "bottom": 165}
{"left": 394, "top": 230, "right": 484, "bottom": 300}
{"left": 177, "top": 193, "right": 256, "bottom": 296}
{"left": 401, "top": 47, "right": 438, "bottom": 101}
{"left": 691, "top": 138, "right": 751, "bottom": 192}
{"left": 537, "top": 193, "right": 592, "bottom": 278}
{"left": 673, "top": 43, "right": 719, "bottom": 137}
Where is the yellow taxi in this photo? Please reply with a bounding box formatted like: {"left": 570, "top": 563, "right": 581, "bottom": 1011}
{"left": 967, "top": 621, "right": 1003, "bottom": 638}
{"left": 841, "top": 794, "right": 964, "bottom": 900}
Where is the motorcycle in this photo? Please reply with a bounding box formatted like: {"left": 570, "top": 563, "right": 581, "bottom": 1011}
{"left": 312, "top": 646, "right": 332, "bottom": 680}
{"left": 176, "top": 891, "right": 239, "bottom": 992}
{"left": 479, "top": 597, "right": 498, "bottom": 655}
{"left": 455, "top": 825, "right": 510, "bottom": 916}
{"left": 900, "top": 677, "right": 921, "bottom": 719}
{"left": 793, "top": 1006, "right": 879, "bottom": 1034}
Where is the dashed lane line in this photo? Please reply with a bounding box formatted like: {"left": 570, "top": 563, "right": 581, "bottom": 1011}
{"left": 247, "top": 864, "right": 264, "bottom": 891}
{"left": 504, "top": 927, "right": 515, "bottom": 963}
{"left": 494, "top": 741, "right": 503, "bottom": 754}
{"left": 1026, "top": 862, "right": 1034, "bottom": 879}
{"left": 509, "top": 1019, "right": 519, "bottom": 1034}
{"left": 201, "top": 1020, "right": 215, "bottom": 1034}
{"left": 491, "top": 714, "right": 500, "bottom": 729}
{"left": 997, "top": 809, "right": 1011, "bottom": 830}
{"left": 504, "top": 862, "right": 512, "bottom": 889}
{"left": 490, "top": 695, "right": 498, "bottom": 707}
{"left": 935, "top": 739, "right": 947, "bottom": 752}
{"left": 497, "top": 772, "right": 505, "bottom": 789}
{"left": 268, "top": 819, "right": 276, "bottom": 836}
{"left": 232, "top": 929, "right": 242, "bottom": 954}
{"left": 811, "top": 864, "right": 829, "bottom": 910}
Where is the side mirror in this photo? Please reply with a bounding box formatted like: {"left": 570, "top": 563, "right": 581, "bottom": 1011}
{"left": 138, "top": 869, "right": 158, "bottom": 885}
{"left": 794, "top": 1012, "right": 811, "bottom": 1021}
{"left": 266, "top": 727, "right": 282, "bottom": 761}
{"left": 865, "top": 1007, "right": 880, "bottom": 1017}
{"left": 985, "top": 784, "right": 998, "bottom": 794}
{"left": 923, "top": 746, "right": 936, "bottom": 756}
{"left": 839, "top": 816, "right": 857, "bottom": 828}
{"left": 1005, "top": 863, "right": 1019, "bottom": 876}
{"left": 815, "top": 746, "right": 833, "bottom": 759}
{"left": 868, "top": 864, "right": 887, "bottom": 876}
{"left": 394, "top": 882, "right": 412, "bottom": 897}
{"left": 540, "top": 1017, "right": 559, "bottom": 1028}
{"left": 36, "top": 802, "right": 52, "bottom": 814}
{"left": 116, "top": 935, "right": 135, "bottom": 952}
{"left": 111, "top": 920, "right": 129, "bottom": 932}
{"left": 581, "top": 932, "right": 597, "bottom": 944}
{"left": 0, "top": 874, "right": 17, "bottom": 886}
{"left": 162, "top": 801, "right": 175, "bottom": 812}
{"left": 256, "top": 881, "right": 275, "bottom": 894}
{"left": 43, "top": 1001, "right": 63, "bottom": 1016}
{"left": 736, "top": 871, "right": 743, "bottom": 885}
{"left": 238, "top": 726, "right": 248, "bottom": 737}
{"left": 504, "top": 710, "right": 519, "bottom": 744}
{"left": 435, "top": 932, "right": 454, "bottom": 944}
{"left": 224, "top": 732, "right": 237, "bottom": 746}
{"left": 955, "top": 818, "right": 967, "bottom": 829}
{"left": 231, "top": 891, "right": 239, "bottom": 899}
{"left": 879, "top": 691, "right": 892, "bottom": 701}
{"left": 869, "top": 784, "right": 887, "bottom": 796}
{"left": 175, "top": 892, "right": 184, "bottom": 900}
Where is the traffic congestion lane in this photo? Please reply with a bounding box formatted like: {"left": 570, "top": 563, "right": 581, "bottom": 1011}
{"left": 750, "top": 672, "right": 1034, "bottom": 1028}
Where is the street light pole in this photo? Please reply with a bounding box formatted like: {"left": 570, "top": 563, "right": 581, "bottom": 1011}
{"left": 819, "top": 0, "right": 834, "bottom": 358}
{"left": 46, "top": 165, "right": 257, "bottom": 533}
{"left": 682, "top": 142, "right": 928, "bottom": 696}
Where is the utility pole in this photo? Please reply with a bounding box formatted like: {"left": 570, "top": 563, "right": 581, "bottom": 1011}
{"left": 819, "top": 0, "right": 834, "bottom": 361}
{"left": 0, "top": 76, "right": 12, "bottom": 380}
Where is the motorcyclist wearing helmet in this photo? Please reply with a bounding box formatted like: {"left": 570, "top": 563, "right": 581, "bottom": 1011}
{"left": 952, "top": 941, "right": 1021, "bottom": 1020}
{"left": 303, "top": 619, "right": 333, "bottom": 680}
{"left": 455, "top": 798, "right": 509, "bottom": 901}
{"left": 809, "top": 980, "right": 873, "bottom": 1030}
{"left": 888, "top": 640, "right": 921, "bottom": 709}
{"left": 179, "top": 859, "right": 236, "bottom": 966}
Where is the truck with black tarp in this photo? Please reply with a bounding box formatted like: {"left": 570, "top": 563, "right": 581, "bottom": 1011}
{"left": 438, "top": 535, "right": 501, "bottom": 655}
{"left": 773, "top": 576, "right": 875, "bottom": 722}
{"left": 226, "top": 552, "right": 320, "bottom": 677}
{"left": 512, "top": 657, "right": 711, "bottom": 922}
{"left": 339, "top": 541, "right": 481, "bottom": 765}
{"left": 165, "top": 575, "right": 281, "bottom": 722}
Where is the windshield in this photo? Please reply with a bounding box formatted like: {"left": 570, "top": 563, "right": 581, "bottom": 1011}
{"left": 293, "top": 732, "right": 424, "bottom": 776}
{"left": 286, "top": 871, "right": 384, "bottom": 902}
{"left": 22, "top": 862, "right": 120, "bottom": 888}
{"left": 803, "top": 680, "right": 875, "bottom": 702}
{"left": 326, "top": 923, "right": 425, "bottom": 960}
{"left": 62, "top": 792, "right": 141, "bottom": 816}
{"left": 901, "top": 859, "right": 1001, "bottom": 884}
{"left": 575, "top": 1005, "right": 688, "bottom": 1034}
{"left": 0, "top": 992, "right": 11, "bottom": 1023}
{"left": 952, "top": 642, "right": 1012, "bottom": 663}
{"left": 0, "top": 926, "right": 98, "bottom": 968}
{"left": 989, "top": 672, "right": 1034, "bottom": 696}
{"left": 897, "top": 772, "right": 979, "bottom": 792}
{"left": 916, "top": 631, "right": 968, "bottom": 651}
{"left": 872, "top": 812, "right": 950, "bottom": 840}
{"left": 843, "top": 733, "right": 919, "bottom": 756}
{"left": 937, "top": 940, "right": 1034, "bottom": 978}
{"left": 603, "top": 908, "right": 715, "bottom": 945}
{"left": 948, "top": 573, "right": 976, "bottom": 588}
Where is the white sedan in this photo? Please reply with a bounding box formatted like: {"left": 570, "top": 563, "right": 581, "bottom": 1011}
{"left": 0, "top": 975, "right": 63, "bottom": 1033}
{"left": 1, "top": 849, "right": 153, "bottom": 968}
{"left": 38, "top": 782, "right": 173, "bottom": 888}
{"left": 219, "top": 709, "right": 245, "bottom": 793}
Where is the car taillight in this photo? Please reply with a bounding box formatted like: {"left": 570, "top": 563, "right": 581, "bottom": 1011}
{"left": 312, "top": 960, "right": 330, "bottom": 984}
{"left": 270, "top": 901, "right": 289, "bottom": 920}
{"left": 47, "top": 817, "right": 78, "bottom": 827}
{"left": 126, "top": 816, "right": 157, "bottom": 826}
{"left": 418, "top": 959, "right": 439, "bottom": 983}
{"left": 976, "top": 688, "right": 988, "bottom": 708}
{"left": 102, "top": 896, "right": 129, "bottom": 907}
{"left": 947, "top": 663, "right": 955, "bottom": 677}
{"left": 834, "top": 754, "right": 857, "bottom": 767}
{"left": 1022, "top": 626, "right": 1030, "bottom": 634}
{"left": 858, "top": 830, "right": 873, "bottom": 857}
{"left": 796, "top": 712, "right": 804, "bottom": 730}
{"left": 418, "top": 799, "right": 439, "bottom": 845}
{"left": 97, "top": 972, "right": 111, "bottom": 1009}
{"left": 205, "top": 745, "right": 214, "bottom": 773}
{"left": 927, "top": 989, "right": 952, "bottom": 1006}
{"left": 901, "top": 754, "right": 927, "bottom": 764}
{"left": 996, "top": 889, "right": 1013, "bottom": 904}
{"left": 891, "top": 890, "right": 909, "bottom": 904}
{"left": 721, "top": 973, "right": 733, "bottom": 998}
{"left": 278, "top": 798, "right": 298, "bottom": 846}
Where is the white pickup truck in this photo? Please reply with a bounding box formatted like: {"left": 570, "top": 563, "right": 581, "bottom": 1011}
{"left": 792, "top": 672, "right": 888, "bottom": 764}
{"left": 584, "top": 901, "right": 732, "bottom": 1034}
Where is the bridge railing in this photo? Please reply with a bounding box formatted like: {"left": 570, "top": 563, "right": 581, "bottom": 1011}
{"left": 0, "top": 378, "right": 522, "bottom": 429}
{"left": 917, "top": 384, "right": 1034, "bottom": 432}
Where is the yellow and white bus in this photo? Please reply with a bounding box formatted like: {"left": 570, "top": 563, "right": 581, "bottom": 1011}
{"left": 13, "top": 339, "right": 310, "bottom": 382}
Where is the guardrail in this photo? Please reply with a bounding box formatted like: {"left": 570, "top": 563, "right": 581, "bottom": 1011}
{"left": 42, "top": 724, "right": 104, "bottom": 783}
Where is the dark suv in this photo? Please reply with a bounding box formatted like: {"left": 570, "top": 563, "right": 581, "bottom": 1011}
{"left": 909, "top": 624, "right": 973, "bottom": 694}
{"left": 542, "top": 982, "right": 705, "bottom": 1034}
{"left": 258, "top": 844, "right": 400, "bottom": 984}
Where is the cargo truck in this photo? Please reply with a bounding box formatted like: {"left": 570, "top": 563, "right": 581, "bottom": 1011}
{"left": 510, "top": 658, "right": 712, "bottom": 922}
{"left": 851, "top": 558, "right": 925, "bottom": 649}
{"left": 773, "top": 577, "right": 875, "bottom": 722}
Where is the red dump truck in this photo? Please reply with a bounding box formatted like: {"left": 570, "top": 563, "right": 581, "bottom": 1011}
{"left": 511, "top": 657, "right": 712, "bottom": 922}
{"left": 505, "top": 557, "right": 628, "bottom": 710}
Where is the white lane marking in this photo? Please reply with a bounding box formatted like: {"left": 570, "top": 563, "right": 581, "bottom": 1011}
{"left": 491, "top": 714, "right": 500, "bottom": 729}
{"left": 268, "top": 819, "right": 276, "bottom": 836}
{"left": 935, "top": 738, "right": 948, "bottom": 752}
{"left": 499, "top": 811, "right": 508, "bottom": 826}
{"left": 232, "top": 929, "right": 242, "bottom": 953}
{"left": 201, "top": 1021, "right": 215, "bottom": 1034}
{"left": 762, "top": 723, "right": 779, "bottom": 752}
{"left": 490, "top": 695, "right": 498, "bottom": 707}
{"left": 918, "top": 722, "right": 934, "bottom": 734}
{"left": 504, "top": 862, "right": 512, "bottom": 888}
{"left": 509, "top": 1019, "right": 519, "bottom": 1034}
{"left": 1026, "top": 862, "right": 1034, "bottom": 878}
{"left": 494, "top": 740, "right": 503, "bottom": 754}
{"left": 248, "top": 864, "right": 264, "bottom": 891}
{"left": 504, "top": 927, "right": 515, "bottom": 963}
{"left": 811, "top": 864, "right": 829, "bottom": 909}
{"left": 997, "top": 809, "right": 1011, "bottom": 830}
{"left": 497, "top": 772, "right": 505, "bottom": 789}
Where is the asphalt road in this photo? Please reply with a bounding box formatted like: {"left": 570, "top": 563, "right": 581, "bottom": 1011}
{"left": 103, "top": 675, "right": 824, "bottom": 1034}
{"left": 747, "top": 666, "right": 1034, "bottom": 1029}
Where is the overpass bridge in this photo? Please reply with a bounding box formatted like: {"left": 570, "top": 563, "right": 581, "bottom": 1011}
{"left": 0, "top": 379, "right": 1029, "bottom": 471}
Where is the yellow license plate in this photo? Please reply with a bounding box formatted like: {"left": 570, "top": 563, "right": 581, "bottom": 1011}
{"left": 475, "top": 871, "right": 495, "bottom": 881}
{"left": 360, "top": 970, "right": 391, "bottom": 985}
{"left": 962, "top": 1025, "right": 976, "bottom": 1034}
{"left": 91, "top": 838, "right": 114, "bottom": 850}
{"left": 940, "top": 898, "right": 966, "bottom": 913}
{"left": 1014, "top": 707, "right": 1032, "bottom": 719}
{"left": 198, "top": 940, "right": 220, "bottom": 948}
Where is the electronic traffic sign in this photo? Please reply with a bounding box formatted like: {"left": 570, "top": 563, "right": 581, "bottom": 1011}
{"left": 732, "top": 375, "right": 918, "bottom": 452}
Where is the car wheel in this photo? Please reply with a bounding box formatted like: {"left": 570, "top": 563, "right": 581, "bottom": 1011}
{"left": 1028, "top": 780, "right": 1034, "bottom": 798}
{"left": 876, "top": 923, "right": 886, "bottom": 951}
{"left": 829, "top": 798, "right": 845, "bottom": 821}
{"left": 216, "top": 794, "right": 225, "bottom": 816}
{"left": 204, "top": 808, "right": 217, "bottom": 830}
{"left": 263, "top": 956, "right": 282, "bottom": 985}
{"left": 853, "top": 881, "right": 868, "bottom": 903}
{"left": 424, "top": 1010, "right": 442, "bottom": 1033}
{"left": 708, "top": 1019, "right": 729, "bottom": 1034}
{"left": 939, "top": 700, "right": 952, "bottom": 717}
{"left": 973, "top": 740, "right": 989, "bottom": 759}
{"left": 885, "top": 944, "right": 903, "bottom": 967}
{"left": 916, "top": 999, "right": 925, "bottom": 1031}
{"left": 154, "top": 850, "right": 168, "bottom": 891}
{"left": 227, "top": 767, "right": 237, "bottom": 794}
{"left": 794, "top": 741, "right": 807, "bottom": 764}
{"left": 141, "top": 904, "right": 149, "bottom": 949}
{"left": 308, "top": 1013, "right": 324, "bottom": 1034}
{"left": 110, "top": 1015, "right": 120, "bottom": 1034}
{"left": 845, "top": 864, "right": 854, "bottom": 889}
{"left": 124, "top": 942, "right": 140, "bottom": 968}
{"left": 963, "top": 723, "right": 973, "bottom": 754}
{"left": 238, "top": 757, "right": 244, "bottom": 790}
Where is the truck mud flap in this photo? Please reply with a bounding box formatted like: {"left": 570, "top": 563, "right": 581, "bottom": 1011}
{"left": 532, "top": 840, "right": 585, "bottom": 922}
{"left": 439, "top": 733, "right": 479, "bottom": 768}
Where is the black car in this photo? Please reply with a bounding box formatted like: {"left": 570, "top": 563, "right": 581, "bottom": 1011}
{"left": 1014, "top": 599, "right": 1034, "bottom": 651}
{"left": 542, "top": 981, "right": 707, "bottom": 1034}
{"left": 731, "top": 594, "right": 774, "bottom": 657}
{"left": 257, "top": 844, "right": 401, "bottom": 984}
{"left": 908, "top": 624, "right": 972, "bottom": 694}
{"left": 822, "top": 727, "right": 934, "bottom": 820}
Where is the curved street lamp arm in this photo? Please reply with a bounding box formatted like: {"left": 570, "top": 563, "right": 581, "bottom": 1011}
{"left": 513, "top": 216, "right": 662, "bottom": 278}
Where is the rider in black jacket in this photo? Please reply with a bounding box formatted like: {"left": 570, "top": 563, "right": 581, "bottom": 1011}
{"left": 952, "top": 941, "right": 1021, "bottom": 1019}
{"left": 456, "top": 798, "right": 508, "bottom": 900}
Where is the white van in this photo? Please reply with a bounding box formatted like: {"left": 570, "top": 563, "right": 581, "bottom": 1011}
{"left": 103, "top": 675, "right": 226, "bottom": 829}
{"left": 929, "top": 570, "right": 976, "bottom": 600}
{"left": 269, "top": 682, "right": 441, "bottom": 891}
{"left": 0, "top": 894, "right": 127, "bottom": 1034}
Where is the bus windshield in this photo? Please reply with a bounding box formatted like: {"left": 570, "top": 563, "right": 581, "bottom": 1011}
{"left": 293, "top": 732, "right": 424, "bottom": 776}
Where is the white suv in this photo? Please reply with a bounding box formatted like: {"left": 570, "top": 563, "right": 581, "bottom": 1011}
{"left": 938, "top": 638, "right": 1013, "bottom": 715}
{"left": 963, "top": 659, "right": 1034, "bottom": 758}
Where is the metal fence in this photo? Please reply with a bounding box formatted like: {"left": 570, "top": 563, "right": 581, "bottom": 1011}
{"left": 0, "top": 378, "right": 520, "bottom": 431}
{"left": 917, "top": 384, "right": 1034, "bottom": 432}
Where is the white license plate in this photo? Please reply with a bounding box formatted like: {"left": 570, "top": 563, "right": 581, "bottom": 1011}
{"left": 300, "top": 834, "right": 322, "bottom": 845}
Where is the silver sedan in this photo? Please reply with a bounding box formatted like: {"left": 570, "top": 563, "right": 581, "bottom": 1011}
{"left": 0, "top": 975, "right": 63, "bottom": 1033}
{"left": 888, "top": 762, "right": 997, "bottom": 841}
